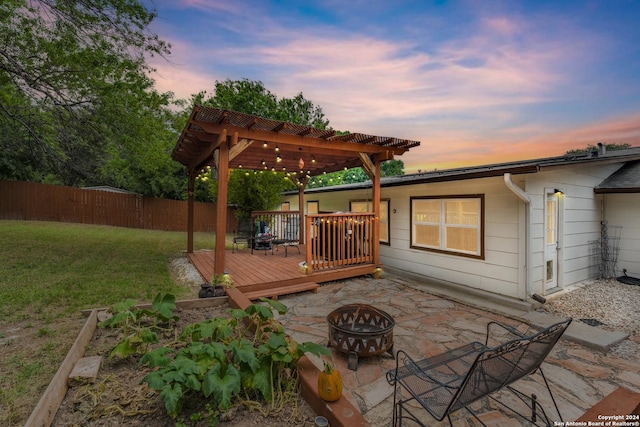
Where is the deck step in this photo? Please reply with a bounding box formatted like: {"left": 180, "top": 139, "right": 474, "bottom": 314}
{"left": 242, "top": 282, "right": 319, "bottom": 300}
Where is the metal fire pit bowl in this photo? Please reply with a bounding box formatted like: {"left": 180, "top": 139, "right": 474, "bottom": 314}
{"left": 327, "top": 303, "right": 395, "bottom": 370}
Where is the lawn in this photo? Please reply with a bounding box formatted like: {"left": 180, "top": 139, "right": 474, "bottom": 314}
{"left": 0, "top": 221, "right": 215, "bottom": 426}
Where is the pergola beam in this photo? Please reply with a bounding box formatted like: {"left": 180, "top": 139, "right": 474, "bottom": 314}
{"left": 196, "top": 123, "right": 405, "bottom": 157}
{"left": 359, "top": 153, "right": 376, "bottom": 180}
{"left": 229, "top": 137, "right": 253, "bottom": 162}
{"left": 188, "top": 128, "right": 227, "bottom": 171}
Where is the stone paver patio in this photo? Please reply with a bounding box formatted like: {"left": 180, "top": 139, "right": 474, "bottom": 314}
{"left": 274, "top": 274, "right": 640, "bottom": 426}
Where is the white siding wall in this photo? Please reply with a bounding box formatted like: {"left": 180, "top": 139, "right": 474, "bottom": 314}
{"left": 282, "top": 161, "right": 631, "bottom": 300}
{"left": 379, "top": 178, "right": 523, "bottom": 298}
{"left": 602, "top": 193, "right": 640, "bottom": 277}
{"left": 524, "top": 163, "right": 622, "bottom": 294}
{"left": 284, "top": 177, "right": 525, "bottom": 299}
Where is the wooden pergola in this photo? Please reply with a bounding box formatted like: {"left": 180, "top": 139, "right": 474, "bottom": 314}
{"left": 172, "top": 106, "right": 420, "bottom": 276}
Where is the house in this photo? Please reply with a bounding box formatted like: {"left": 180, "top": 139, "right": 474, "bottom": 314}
{"left": 282, "top": 144, "right": 640, "bottom": 303}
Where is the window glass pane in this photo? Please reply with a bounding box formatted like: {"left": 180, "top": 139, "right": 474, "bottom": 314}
{"left": 415, "top": 224, "right": 440, "bottom": 247}
{"left": 414, "top": 200, "right": 440, "bottom": 222}
{"left": 445, "top": 227, "right": 478, "bottom": 253}
{"left": 445, "top": 200, "right": 478, "bottom": 225}
{"left": 307, "top": 201, "right": 318, "bottom": 214}
{"left": 380, "top": 200, "right": 389, "bottom": 243}
{"left": 350, "top": 201, "right": 369, "bottom": 212}
{"left": 546, "top": 200, "right": 556, "bottom": 244}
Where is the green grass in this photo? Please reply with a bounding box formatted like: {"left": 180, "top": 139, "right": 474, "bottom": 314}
{"left": 0, "top": 220, "right": 215, "bottom": 425}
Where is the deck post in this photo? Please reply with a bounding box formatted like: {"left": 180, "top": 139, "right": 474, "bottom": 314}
{"left": 214, "top": 136, "right": 231, "bottom": 275}
{"left": 372, "top": 158, "right": 381, "bottom": 268}
{"left": 298, "top": 186, "right": 305, "bottom": 243}
{"left": 187, "top": 170, "right": 196, "bottom": 253}
{"left": 305, "top": 215, "right": 313, "bottom": 274}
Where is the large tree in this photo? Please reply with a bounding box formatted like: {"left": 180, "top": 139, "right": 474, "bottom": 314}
{"left": 308, "top": 159, "right": 405, "bottom": 188}
{"left": 191, "top": 79, "right": 329, "bottom": 213}
{"left": 0, "top": 0, "right": 184, "bottom": 197}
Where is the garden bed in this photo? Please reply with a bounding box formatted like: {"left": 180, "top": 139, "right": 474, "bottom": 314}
{"left": 29, "top": 297, "right": 318, "bottom": 427}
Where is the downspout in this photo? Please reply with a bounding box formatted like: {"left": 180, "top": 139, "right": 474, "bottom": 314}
{"left": 504, "top": 173, "right": 532, "bottom": 301}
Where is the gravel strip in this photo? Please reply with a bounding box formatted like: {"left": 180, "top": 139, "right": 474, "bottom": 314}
{"left": 538, "top": 278, "right": 639, "bottom": 359}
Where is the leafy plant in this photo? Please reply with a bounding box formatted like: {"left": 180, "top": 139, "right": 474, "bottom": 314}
{"left": 99, "top": 293, "right": 179, "bottom": 359}
{"left": 210, "top": 273, "right": 234, "bottom": 288}
{"left": 141, "top": 298, "right": 330, "bottom": 422}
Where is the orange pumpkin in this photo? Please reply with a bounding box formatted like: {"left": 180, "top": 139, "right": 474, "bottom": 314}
{"left": 318, "top": 361, "right": 343, "bottom": 401}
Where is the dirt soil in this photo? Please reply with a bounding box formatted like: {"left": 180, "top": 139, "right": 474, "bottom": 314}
{"left": 52, "top": 258, "right": 319, "bottom": 427}
{"left": 52, "top": 304, "right": 318, "bottom": 427}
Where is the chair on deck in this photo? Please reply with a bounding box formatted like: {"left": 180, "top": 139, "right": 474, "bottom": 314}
{"left": 253, "top": 220, "right": 273, "bottom": 255}
{"left": 273, "top": 217, "right": 300, "bottom": 257}
{"left": 386, "top": 317, "right": 572, "bottom": 426}
{"left": 232, "top": 217, "right": 254, "bottom": 253}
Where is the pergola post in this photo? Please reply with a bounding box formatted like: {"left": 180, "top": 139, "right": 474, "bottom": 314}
{"left": 187, "top": 170, "right": 196, "bottom": 253}
{"left": 372, "top": 159, "right": 381, "bottom": 267}
{"left": 298, "top": 183, "right": 306, "bottom": 243}
{"left": 214, "top": 140, "right": 230, "bottom": 275}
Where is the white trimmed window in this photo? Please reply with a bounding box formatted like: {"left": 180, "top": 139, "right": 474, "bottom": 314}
{"left": 411, "top": 195, "right": 483, "bottom": 258}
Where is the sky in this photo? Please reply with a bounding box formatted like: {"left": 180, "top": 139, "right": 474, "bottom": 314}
{"left": 146, "top": 0, "right": 640, "bottom": 173}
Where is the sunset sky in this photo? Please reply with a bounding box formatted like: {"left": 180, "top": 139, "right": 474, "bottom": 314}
{"left": 146, "top": 0, "right": 640, "bottom": 172}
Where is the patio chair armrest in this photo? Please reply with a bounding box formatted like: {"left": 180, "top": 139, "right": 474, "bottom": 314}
{"left": 485, "top": 321, "right": 527, "bottom": 346}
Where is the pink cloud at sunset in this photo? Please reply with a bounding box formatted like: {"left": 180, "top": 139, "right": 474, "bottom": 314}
{"left": 147, "top": 0, "right": 640, "bottom": 172}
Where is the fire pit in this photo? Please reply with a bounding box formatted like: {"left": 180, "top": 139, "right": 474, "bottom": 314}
{"left": 327, "top": 303, "right": 395, "bottom": 370}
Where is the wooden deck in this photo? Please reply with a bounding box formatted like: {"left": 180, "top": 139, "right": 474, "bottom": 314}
{"left": 187, "top": 243, "right": 378, "bottom": 297}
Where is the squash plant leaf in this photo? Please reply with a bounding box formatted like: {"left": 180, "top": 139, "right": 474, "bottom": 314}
{"left": 141, "top": 347, "right": 173, "bottom": 368}
{"left": 141, "top": 371, "right": 165, "bottom": 390}
{"left": 160, "top": 383, "right": 183, "bottom": 418}
{"left": 202, "top": 363, "right": 241, "bottom": 410}
{"left": 109, "top": 335, "right": 141, "bottom": 359}
{"left": 258, "top": 297, "right": 288, "bottom": 315}
{"left": 230, "top": 339, "right": 259, "bottom": 373}
{"left": 229, "top": 308, "right": 249, "bottom": 319}
{"left": 203, "top": 342, "right": 227, "bottom": 361}
{"left": 245, "top": 304, "right": 274, "bottom": 320}
{"left": 152, "top": 293, "right": 177, "bottom": 322}
{"left": 140, "top": 328, "right": 159, "bottom": 344}
{"left": 184, "top": 373, "right": 201, "bottom": 392}
{"left": 112, "top": 299, "right": 137, "bottom": 314}
{"left": 249, "top": 360, "right": 273, "bottom": 401}
{"left": 297, "top": 342, "right": 331, "bottom": 358}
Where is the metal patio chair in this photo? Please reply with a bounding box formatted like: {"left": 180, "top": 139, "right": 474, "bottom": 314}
{"left": 232, "top": 217, "right": 254, "bottom": 253}
{"left": 386, "top": 317, "right": 572, "bottom": 426}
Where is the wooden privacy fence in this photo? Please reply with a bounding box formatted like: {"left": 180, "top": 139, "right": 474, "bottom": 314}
{"left": 0, "top": 180, "right": 237, "bottom": 232}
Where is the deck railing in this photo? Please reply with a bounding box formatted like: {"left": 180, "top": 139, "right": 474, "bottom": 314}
{"left": 305, "top": 213, "right": 375, "bottom": 272}
{"left": 248, "top": 211, "right": 375, "bottom": 273}
{"left": 251, "top": 211, "right": 301, "bottom": 243}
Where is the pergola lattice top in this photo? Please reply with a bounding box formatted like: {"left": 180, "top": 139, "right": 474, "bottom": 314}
{"left": 172, "top": 106, "right": 421, "bottom": 177}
